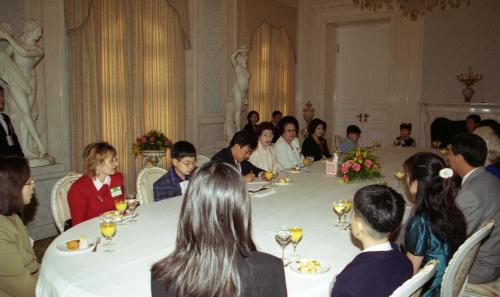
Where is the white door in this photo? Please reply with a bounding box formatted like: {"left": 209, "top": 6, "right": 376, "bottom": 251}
{"left": 334, "top": 22, "right": 391, "bottom": 147}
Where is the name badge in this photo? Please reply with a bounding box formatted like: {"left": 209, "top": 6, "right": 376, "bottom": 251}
{"left": 110, "top": 186, "right": 123, "bottom": 197}
{"left": 6, "top": 135, "right": 14, "bottom": 146}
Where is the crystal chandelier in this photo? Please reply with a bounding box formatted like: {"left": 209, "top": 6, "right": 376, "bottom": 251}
{"left": 353, "top": 0, "right": 471, "bottom": 21}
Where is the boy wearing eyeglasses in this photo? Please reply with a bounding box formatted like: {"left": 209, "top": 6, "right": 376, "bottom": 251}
{"left": 153, "top": 141, "right": 197, "bottom": 201}
{"left": 394, "top": 123, "right": 416, "bottom": 147}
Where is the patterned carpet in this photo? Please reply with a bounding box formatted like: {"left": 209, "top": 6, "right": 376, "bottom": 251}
{"left": 34, "top": 236, "right": 56, "bottom": 261}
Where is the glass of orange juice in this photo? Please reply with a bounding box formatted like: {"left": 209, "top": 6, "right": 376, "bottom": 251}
{"left": 288, "top": 226, "right": 303, "bottom": 258}
{"left": 100, "top": 214, "right": 117, "bottom": 253}
{"left": 115, "top": 199, "right": 127, "bottom": 215}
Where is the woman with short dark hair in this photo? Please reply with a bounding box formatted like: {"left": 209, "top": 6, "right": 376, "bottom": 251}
{"left": 68, "top": 142, "right": 125, "bottom": 226}
{"left": 151, "top": 162, "right": 287, "bottom": 297}
{"left": 273, "top": 115, "right": 303, "bottom": 169}
{"left": 249, "top": 122, "right": 279, "bottom": 172}
{"left": 0, "top": 156, "right": 39, "bottom": 297}
{"left": 404, "top": 152, "right": 467, "bottom": 297}
{"left": 302, "top": 118, "right": 331, "bottom": 161}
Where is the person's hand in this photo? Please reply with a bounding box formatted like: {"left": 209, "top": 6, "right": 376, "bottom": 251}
{"left": 244, "top": 173, "right": 256, "bottom": 182}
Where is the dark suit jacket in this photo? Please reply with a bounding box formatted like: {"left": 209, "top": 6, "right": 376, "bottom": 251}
{"left": 456, "top": 167, "right": 500, "bottom": 283}
{"left": 243, "top": 123, "right": 256, "bottom": 137}
{"left": 151, "top": 251, "right": 287, "bottom": 297}
{"left": 302, "top": 136, "right": 332, "bottom": 161}
{"left": 0, "top": 113, "right": 23, "bottom": 157}
{"left": 211, "top": 147, "right": 263, "bottom": 176}
{"left": 331, "top": 243, "right": 412, "bottom": 297}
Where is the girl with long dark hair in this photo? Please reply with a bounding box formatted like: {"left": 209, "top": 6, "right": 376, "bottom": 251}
{"left": 403, "top": 152, "right": 467, "bottom": 296}
{"left": 151, "top": 162, "right": 286, "bottom": 297}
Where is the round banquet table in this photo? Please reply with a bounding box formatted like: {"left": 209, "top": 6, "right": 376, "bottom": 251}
{"left": 36, "top": 147, "right": 432, "bottom": 297}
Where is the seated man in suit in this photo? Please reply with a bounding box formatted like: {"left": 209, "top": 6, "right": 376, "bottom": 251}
{"left": 331, "top": 185, "right": 412, "bottom": 297}
{"left": 0, "top": 86, "right": 23, "bottom": 157}
{"left": 212, "top": 131, "right": 263, "bottom": 182}
{"left": 448, "top": 133, "right": 500, "bottom": 289}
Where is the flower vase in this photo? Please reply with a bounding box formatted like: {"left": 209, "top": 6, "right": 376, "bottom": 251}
{"left": 141, "top": 150, "right": 166, "bottom": 167}
{"left": 462, "top": 85, "right": 475, "bottom": 103}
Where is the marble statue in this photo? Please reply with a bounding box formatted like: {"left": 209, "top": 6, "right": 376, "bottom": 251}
{"left": 225, "top": 46, "right": 250, "bottom": 139}
{"left": 0, "top": 20, "right": 49, "bottom": 161}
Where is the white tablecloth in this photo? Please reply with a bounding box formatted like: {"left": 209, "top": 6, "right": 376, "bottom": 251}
{"left": 36, "top": 147, "right": 428, "bottom": 297}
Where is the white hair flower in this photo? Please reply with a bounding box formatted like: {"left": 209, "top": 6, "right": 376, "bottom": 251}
{"left": 439, "top": 168, "right": 454, "bottom": 179}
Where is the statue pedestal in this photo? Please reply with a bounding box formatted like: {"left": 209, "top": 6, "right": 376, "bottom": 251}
{"left": 29, "top": 155, "right": 56, "bottom": 168}
{"left": 24, "top": 163, "right": 67, "bottom": 240}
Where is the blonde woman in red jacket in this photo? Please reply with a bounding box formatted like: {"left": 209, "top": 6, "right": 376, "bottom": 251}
{"left": 68, "top": 142, "right": 125, "bottom": 227}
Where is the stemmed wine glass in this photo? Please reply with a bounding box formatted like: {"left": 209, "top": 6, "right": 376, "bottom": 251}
{"left": 288, "top": 226, "right": 303, "bottom": 258}
{"left": 275, "top": 225, "right": 291, "bottom": 262}
{"left": 333, "top": 200, "right": 347, "bottom": 228}
{"left": 342, "top": 200, "right": 353, "bottom": 226}
{"left": 100, "top": 214, "right": 117, "bottom": 253}
{"left": 125, "top": 193, "right": 139, "bottom": 223}
{"left": 394, "top": 169, "right": 406, "bottom": 188}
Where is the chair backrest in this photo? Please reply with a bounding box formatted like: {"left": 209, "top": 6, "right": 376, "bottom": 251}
{"left": 390, "top": 259, "right": 439, "bottom": 297}
{"left": 136, "top": 166, "right": 167, "bottom": 205}
{"left": 334, "top": 134, "right": 345, "bottom": 151}
{"left": 196, "top": 154, "right": 211, "bottom": 166}
{"left": 440, "top": 220, "right": 495, "bottom": 297}
{"left": 50, "top": 172, "right": 82, "bottom": 233}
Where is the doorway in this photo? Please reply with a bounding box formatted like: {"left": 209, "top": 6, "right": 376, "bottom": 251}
{"left": 334, "top": 21, "right": 391, "bottom": 147}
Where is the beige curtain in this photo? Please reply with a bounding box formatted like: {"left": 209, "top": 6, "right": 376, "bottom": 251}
{"left": 248, "top": 21, "right": 295, "bottom": 120}
{"left": 65, "top": 0, "right": 185, "bottom": 191}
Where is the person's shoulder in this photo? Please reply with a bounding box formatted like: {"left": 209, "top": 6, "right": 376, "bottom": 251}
{"left": 70, "top": 174, "right": 91, "bottom": 188}
{"left": 112, "top": 172, "right": 124, "bottom": 182}
{"left": 212, "top": 148, "right": 230, "bottom": 161}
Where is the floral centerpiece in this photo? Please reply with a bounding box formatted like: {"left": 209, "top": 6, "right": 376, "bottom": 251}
{"left": 132, "top": 130, "right": 173, "bottom": 156}
{"left": 340, "top": 148, "right": 382, "bottom": 183}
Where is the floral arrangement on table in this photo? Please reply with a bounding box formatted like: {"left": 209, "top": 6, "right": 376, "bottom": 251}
{"left": 340, "top": 148, "right": 382, "bottom": 183}
{"left": 132, "top": 130, "right": 173, "bottom": 157}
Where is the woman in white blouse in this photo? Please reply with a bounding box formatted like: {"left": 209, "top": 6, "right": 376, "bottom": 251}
{"left": 249, "top": 122, "right": 279, "bottom": 172}
{"left": 273, "top": 116, "right": 303, "bottom": 170}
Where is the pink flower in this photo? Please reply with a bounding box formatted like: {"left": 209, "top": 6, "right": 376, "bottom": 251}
{"left": 346, "top": 160, "right": 354, "bottom": 167}
{"left": 342, "top": 175, "right": 349, "bottom": 182}
{"left": 364, "top": 159, "right": 373, "bottom": 168}
{"left": 352, "top": 163, "right": 361, "bottom": 172}
{"left": 341, "top": 164, "right": 349, "bottom": 174}
{"left": 149, "top": 136, "right": 156, "bottom": 143}
{"left": 140, "top": 136, "right": 147, "bottom": 144}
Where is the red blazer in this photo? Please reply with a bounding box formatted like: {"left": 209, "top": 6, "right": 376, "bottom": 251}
{"left": 68, "top": 172, "right": 125, "bottom": 226}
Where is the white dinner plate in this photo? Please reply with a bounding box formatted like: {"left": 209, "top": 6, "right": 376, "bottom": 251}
{"left": 56, "top": 239, "right": 95, "bottom": 254}
{"left": 274, "top": 180, "right": 294, "bottom": 186}
{"left": 289, "top": 259, "right": 331, "bottom": 275}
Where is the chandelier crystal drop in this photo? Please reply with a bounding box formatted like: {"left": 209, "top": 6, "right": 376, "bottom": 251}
{"left": 353, "top": 0, "right": 471, "bottom": 21}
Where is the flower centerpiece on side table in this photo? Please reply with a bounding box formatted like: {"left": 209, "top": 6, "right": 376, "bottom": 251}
{"left": 340, "top": 148, "right": 382, "bottom": 183}
{"left": 132, "top": 130, "right": 173, "bottom": 167}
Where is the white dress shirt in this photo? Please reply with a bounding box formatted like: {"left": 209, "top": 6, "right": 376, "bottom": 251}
{"left": 93, "top": 175, "right": 111, "bottom": 191}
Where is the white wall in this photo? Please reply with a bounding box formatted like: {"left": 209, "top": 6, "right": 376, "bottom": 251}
{"left": 421, "top": 0, "right": 500, "bottom": 103}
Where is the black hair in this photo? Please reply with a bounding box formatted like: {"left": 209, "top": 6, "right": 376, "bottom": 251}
{"left": 466, "top": 114, "right": 481, "bottom": 124}
{"left": 450, "top": 133, "right": 487, "bottom": 167}
{"left": 346, "top": 125, "right": 361, "bottom": 135}
{"left": 400, "top": 123, "right": 412, "bottom": 130}
{"left": 171, "top": 141, "right": 197, "bottom": 160}
{"left": 0, "top": 156, "right": 31, "bottom": 215}
{"left": 308, "top": 118, "right": 327, "bottom": 136}
{"left": 272, "top": 110, "right": 282, "bottom": 118}
{"left": 353, "top": 185, "right": 405, "bottom": 236}
{"left": 246, "top": 111, "right": 259, "bottom": 123}
{"left": 255, "top": 122, "right": 275, "bottom": 138}
{"left": 229, "top": 131, "right": 257, "bottom": 150}
{"left": 278, "top": 116, "right": 299, "bottom": 136}
{"left": 404, "top": 152, "right": 466, "bottom": 256}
